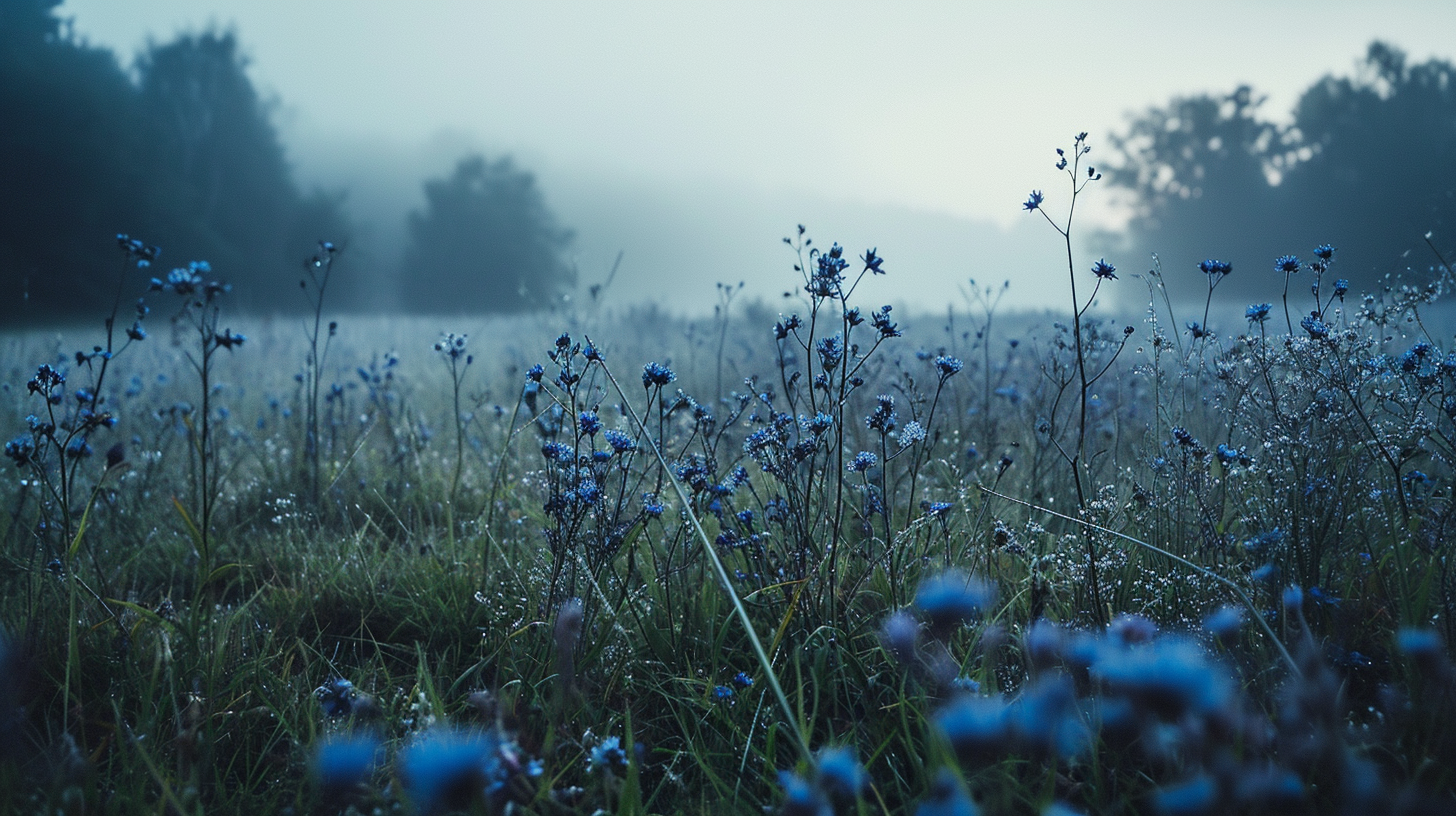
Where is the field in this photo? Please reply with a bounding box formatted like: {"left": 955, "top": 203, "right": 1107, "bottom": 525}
{"left": 3, "top": 188, "right": 1455, "bottom": 814}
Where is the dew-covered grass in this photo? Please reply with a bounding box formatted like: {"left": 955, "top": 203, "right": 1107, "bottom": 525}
{"left": 3, "top": 155, "right": 1455, "bottom": 815}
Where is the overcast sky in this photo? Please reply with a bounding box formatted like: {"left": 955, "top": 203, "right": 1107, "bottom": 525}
{"left": 57, "top": 0, "right": 1456, "bottom": 313}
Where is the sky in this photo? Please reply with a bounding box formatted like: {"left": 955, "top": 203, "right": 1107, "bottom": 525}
{"left": 57, "top": 0, "right": 1456, "bottom": 314}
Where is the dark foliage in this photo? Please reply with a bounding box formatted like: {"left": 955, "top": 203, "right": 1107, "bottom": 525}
{"left": 1106, "top": 42, "right": 1456, "bottom": 306}
{"left": 0, "top": 2, "right": 349, "bottom": 321}
{"left": 398, "top": 154, "right": 575, "bottom": 313}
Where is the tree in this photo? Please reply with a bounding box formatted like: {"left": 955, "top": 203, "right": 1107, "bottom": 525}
{"left": 0, "top": 10, "right": 353, "bottom": 322}
{"left": 136, "top": 30, "right": 353, "bottom": 311}
{"left": 1103, "top": 42, "right": 1456, "bottom": 308}
{"left": 399, "top": 154, "right": 575, "bottom": 313}
{"left": 0, "top": 0, "right": 150, "bottom": 320}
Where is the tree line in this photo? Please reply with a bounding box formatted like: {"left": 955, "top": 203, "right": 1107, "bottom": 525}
{"left": 1104, "top": 42, "right": 1456, "bottom": 307}
{"left": 1, "top": 0, "right": 574, "bottom": 323}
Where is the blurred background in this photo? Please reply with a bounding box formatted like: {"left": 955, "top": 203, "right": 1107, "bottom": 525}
{"left": 4, "top": 0, "right": 1455, "bottom": 323}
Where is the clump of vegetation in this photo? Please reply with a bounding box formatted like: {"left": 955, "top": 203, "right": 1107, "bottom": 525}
{"left": 2, "top": 133, "right": 1454, "bottom": 816}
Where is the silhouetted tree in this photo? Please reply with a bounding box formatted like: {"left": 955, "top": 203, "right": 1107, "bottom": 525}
{"left": 0, "top": 0, "right": 150, "bottom": 318}
{"left": 398, "top": 154, "right": 575, "bottom": 313}
{"left": 0, "top": 7, "right": 351, "bottom": 322}
{"left": 1105, "top": 42, "right": 1456, "bottom": 309}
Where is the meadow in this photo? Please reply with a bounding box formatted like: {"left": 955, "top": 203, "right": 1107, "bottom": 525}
{"left": 2, "top": 138, "right": 1454, "bottom": 815}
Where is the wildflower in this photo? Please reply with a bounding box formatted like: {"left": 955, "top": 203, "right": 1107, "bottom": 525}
{"left": 603, "top": 429, "right": 634, "bottom": 453}
{"left": 1198, "top": 259, "right": 1231, "bottom": 278}
{"left": 399, "top": 729, "right": 501, "bottom": 814}
{"left": 577, "top": 411, "right": 601, "bottom": 436}
{"left": 313, "top": 733, "right": 381, "bottom": 793}
{"left": 1091, "top": 259, "right": 1117, "bottom": 280}
{"left": 815, "top": 334, "right": 844, "bottom": 372}
{"left": 4, "top": 435, "right": 36, "bottom": 468}
{"left": 866, "top": 395, "right": 896, "bottom": 434}
{"left": 642, "top": 362, "right": 675, "bottom": 388}
{"left": 315, "top": 677, "right": 359, "bottom": 717}
{"left": 898, "top": 421, "right": 926, "bottom": 449}
{"left": 1202, "top": 606, "right": 1245, "bottom": 640}
{"left": 1333, "top": 279, "right": 1349, "bottom": 298}
{"left": 1186, "top": 321, "right": 1209, "bottom": 339}
{"left": 1245, "top": 303, "right": 1271, "bottom": 323}
{"left": 588, "top": 735, "right": 629, "bottom": 776}
{"left": 914, "top": 571, "right": 994, "bottom": 630}
{"left": 871, "top": 305, "right": 901, "bottom": 338}
{"left": 732, "top": 671, "right": 754, "bottom": 688}
{"left": 1276, "top": 255, "right": 1301, "bottom": 274}
{"left": 862, "top": 247, "right": 885, "bottom": 275}
{"left": 936, "top": 695, "right": 1011, "bottom": 766}
{"left": 925, "top": 501, "right": 954, "bottom": 517}
{"left": 712, "top": 684, "right": 735, "bottom": 703}
{"left": 1395, "top": 628, "right": 1444, "bottom": 661}
{"left": 126, "top": 322, "right": 147, "bottom": 341}
{"left": 880, "top": 611, "right": 921, "bottom": 664}
{"left": 642, "top": 494, "right": 664, "bottom": 518}
{"left": 214, "top": 329, "right": 246, "bottom": 350}
{"left": 934, "top": 355, "right": 964, "bottom": 380}
{"left": 1300, "top": 313, "right": 1330, "bottom": 339}
{"left": 849, "top": 451, "right": 877, "bottom": 473}
{"left": 815, "top": 747, "right": 867, "bottom": 801}
{"left": 1313, "top": 243, "right": 1335, "bottom": 261}
{"left": 778, "top": 770, "right": 831, "bottom": 816}
{"left": 1091, "top": 637, "right": 1232, "bottom": 718}
{"left": 1023, "top": 190, "right": 1044, "bottom": 212}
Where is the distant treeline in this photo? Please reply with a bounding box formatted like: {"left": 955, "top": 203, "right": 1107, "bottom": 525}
{"left": 1104, "top": 42, "right": 1456, "bottom": 306}
{"left": 0, "top": 0, "right": 574, "bottom": 322}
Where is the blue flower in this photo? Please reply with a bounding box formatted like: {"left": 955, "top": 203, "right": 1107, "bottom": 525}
{"left": 313, "top": 734, "right": 381, "bottom": 792}
{"left": 215, "top": 329, "right": 246, "bottom": 350}
{"left": 914, "top": 571, "right": 994, "bottom": 629}
{"left": 603, "top": 429, "right": 634, "bottom": 453}
{"left": 1276, "top": 255, "right": 1301, "bottom": 274}
{"left": 1023, "top": 190, "right": 1044, "bottom": 212}
{"left": 642, "top": 362, "right": 675, "bottom": 388}
{"left": 314, "top": 677, "right": 358, "bottom": 717}
{"left": 1313, "top": 243, "right": 1335, "bottom": 261}
{"left": 399, "top": 729, "right": 501, "bottom": 815}
{"left": 935, "top": 695, "right": 1011, "bottom": 766}
{"left": 1245, "top": 303, "right": 1271, "bottom": 323}
{"left": 778, "top": 770, "right": 830, "bottom": 816}
{"left": 866, "top": 395, "right": 897, "bottom": 433}
{"left": 898, "top": 421, "right": 926, "bottom": 449}
{"left": 1198, "top": 259, "right": 1231, "bottom": 277}
{"left": 732, "top": 671, "right": 754, "bottom": 688}
{"left": 4, "top": 435, "right": 36, "bottom": 468}
{"left": 934, "top": 355, "right": 963, "bottom": 380}
{"left": 588, "top": 735, "right": 629, "bottom": 775}
{"left": 712, "top": 684, "right": 734, "bottom": 701}
{"left": 815, "top": 334, "right": 844, "bottom": 372}
{"left": 643, "top": 494, "right": 664, "bottom": 518}
{"left": 1333, "top": 279, "right": 1349, "bottom": 298}
{"left": 862, "top": 247, "right": 885, "bottom": 275}
{"left": 848, "top": 451, "right": 877, "bottom": 473}
{"left": 1089, "top": 637, "right": 1232, "bottom": 720}
{"left": 1300, "top": 313, "right": 1330, "bottom": 339}
{"left": 1091, "top": 259, "right": 1117, "bottom": 280}
{"left": 925, "top": 501, "right": 954, "bottom": 517}
{"left": 815, "top": 746, "right": 866, "bottom": 801}
{"left": 577, "top": 411, "right": 601, "bottom": 436}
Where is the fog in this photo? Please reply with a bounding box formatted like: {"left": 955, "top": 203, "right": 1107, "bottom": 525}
{"left": 10, "top": 0, "right": 1456, "bottom": 319}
